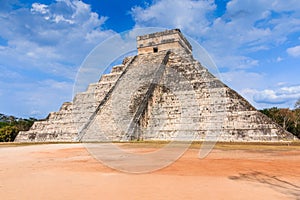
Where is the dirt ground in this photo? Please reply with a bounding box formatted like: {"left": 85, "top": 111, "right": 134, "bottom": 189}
{"left": 0, "top": 143, "right": 299, "bottom": 200}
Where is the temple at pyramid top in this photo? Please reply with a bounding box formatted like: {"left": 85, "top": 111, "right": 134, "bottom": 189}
{"left": 137, "top": 29, "right": 192, "bottom": 54}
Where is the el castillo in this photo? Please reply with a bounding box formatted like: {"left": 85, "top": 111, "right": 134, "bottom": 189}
{"left": 15, "top": 29, "right": 296, "bottom": 142}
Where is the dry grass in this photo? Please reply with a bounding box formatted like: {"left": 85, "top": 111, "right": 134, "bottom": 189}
{"left": 0, "top": 141, "right": 79, "bottom": 147}
{"left": 1, "top": 140, "right": 300, "bottom": 151}
{"left": 114, "top": 140, "right": 300, "bottom": 151}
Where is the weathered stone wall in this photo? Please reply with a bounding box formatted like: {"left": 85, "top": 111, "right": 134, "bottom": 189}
{"left": 137, "top": 29, "right": 192, "bottom": 54}
{"left": 15, "top": 102, "right": 77, "bottom": 142}
{"left": 139, "top": 50, "right": 292, "bottom": 141}
{"left": 14, "top": 59, "right": 133, "bottom": 142}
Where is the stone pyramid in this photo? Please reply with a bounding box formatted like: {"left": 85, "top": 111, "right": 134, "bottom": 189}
{"left": 15, "top": 29, "right": 294, "bottom": 142}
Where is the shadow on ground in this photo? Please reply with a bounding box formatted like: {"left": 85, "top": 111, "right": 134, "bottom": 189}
{"left": 229, "top": 171, "right": 300, "bottom": 199}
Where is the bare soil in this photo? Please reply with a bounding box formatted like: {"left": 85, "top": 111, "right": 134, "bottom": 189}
{"left": 0, "top": 143, "right": 299, "bottom": 200}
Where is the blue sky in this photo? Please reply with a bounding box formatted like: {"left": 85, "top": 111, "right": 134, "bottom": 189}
{"left": 1, "top": 0, "right": 300, "bottom": 118}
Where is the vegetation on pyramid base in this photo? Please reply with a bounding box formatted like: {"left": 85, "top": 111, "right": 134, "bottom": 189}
{"left": 260, "top": 105, "right": 300, "bottom": 139}
{"left": 0, "top": 114, "right": 37, "bottom": 142}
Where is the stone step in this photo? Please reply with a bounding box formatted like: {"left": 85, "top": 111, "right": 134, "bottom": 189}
{"left": 111, "top": 65, "right": 124, "bottom": 73}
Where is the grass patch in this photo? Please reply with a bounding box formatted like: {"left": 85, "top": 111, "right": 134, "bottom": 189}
{"left": 0, "top": 141, "right": 80, "bottom": 148}
{"left": 1, "top": 140, "right": 299, "bottom": 151}
{"left": 109, "top": 140, "right": 300, "bottom": 151}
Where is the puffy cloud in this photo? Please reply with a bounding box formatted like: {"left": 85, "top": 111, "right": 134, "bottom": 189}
{"left": 287, "top": 45, "right": 300, "bottom": 57}
{"left": 0, "top": 78, "right": 73, "bottom": 118}
{"left": 0, "top": 0, "right": 115, "bottom": 117}
{"left": 220, "top": 70, "right": 264, "bottom": 92}
{"left": 254, "top": 89, "right": 288, "bottom": 104}
{"left": 132, "top": 0, "right": 216, "bottom": 35}
{"left": 280, "top": 85, "right": 300, "bottom": 94}
{"left": 248, "top": 85, "right": 300, "bottom": 107}
{"left": 220, "top": 70, "right": 300, "bottom": 108}
{"left": 31, "top": 3, "right": 49, "bottom": 14}
{"left": 0, "top": 0, "right": 114, "bottom": 76}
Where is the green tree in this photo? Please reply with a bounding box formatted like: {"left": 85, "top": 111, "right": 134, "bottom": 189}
{"left": 0, "top": 121, "right": 9, "bottom": 128}
{"left": 0, "top": 113, "right": 37, "bottom": 142}
{"left": 0, "top": 126, "right": 19, "bottom": 142}
{"left": 260, "top": 107, "right": 299, "bottom": 138}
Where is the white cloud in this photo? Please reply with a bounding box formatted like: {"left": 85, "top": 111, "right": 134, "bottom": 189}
{"left": 21, "top": 79, "right": 74, "bottom": 118}
{"left": 219, "top": 71, "right": 300, "bottom": 109}
{"left": 277, "top": 82, "right": 287, "bottom": 86}
{"left": 0, "top": 0, "right": 114, "bottom": 76}
{"left": 0, "top": 65, "right": 22, "bottom": 79}
{"left": 53, "top": 14, "right": 75, "bottom": 24}
{"left": 0, "top": 77, "right": 74, "bottom": 118}
{"left": 132, "top": 0, "right": 216, "bottom": 35}
{"left": 254, "top": 89, "right": 286, "bottom": 104}
{"left": 220, "top": 70, "right": 264, "bottom": 91}
{"left": 250, "top": 85, "right": 300, "bottom": 107}
{"left": 0, "top": 0, "right": 116, "bottom": 117}
{"left": 287, "top": 45, "right": 300, "bottom": 57}
{"left": 271, "top": 0, "right": 300, "bottom": 11}
{"left": 31, "top": 3, "right": 48, "bottom": 14}
{"left": 280, "top": 85, "right": 300, "bottom": 94}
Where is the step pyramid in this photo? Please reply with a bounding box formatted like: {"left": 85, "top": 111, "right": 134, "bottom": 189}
{"left": 15, "top": 29, "right": 295, "bottom": 142}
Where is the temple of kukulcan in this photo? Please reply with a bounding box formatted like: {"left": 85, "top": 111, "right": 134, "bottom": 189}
{"left": 15, "top": 29, "right": 295, "bottom": 142}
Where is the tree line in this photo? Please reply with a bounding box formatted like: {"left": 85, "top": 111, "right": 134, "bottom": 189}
{"left": 0, "top": 114, "right": 37, "bottom": 142}
{"left": 259, "top": 99, "right": 300, "bottom": 138}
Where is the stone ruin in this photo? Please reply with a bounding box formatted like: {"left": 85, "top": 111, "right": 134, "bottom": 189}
{"left": 15, "top": 29, "right": 295, "bottom": 142}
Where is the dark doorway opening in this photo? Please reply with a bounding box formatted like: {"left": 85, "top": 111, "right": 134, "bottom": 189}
{"left": 153, "top": 47, "right": 158, "bottom": 53}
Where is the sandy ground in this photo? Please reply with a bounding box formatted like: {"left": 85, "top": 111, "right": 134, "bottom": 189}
{"left": 0, "top": 143, "right": 299, "bottom": 200}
